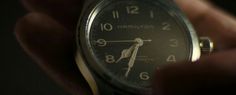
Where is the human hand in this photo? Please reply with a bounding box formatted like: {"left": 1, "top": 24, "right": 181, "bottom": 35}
{"left": 15, "top": 0, "right": 91, "bottom": 95}
{"left": 15, "top": 0, "right": 236, "bottom": 95}
{"left": 153, "top": 0, "right": 236, "bottom": 95}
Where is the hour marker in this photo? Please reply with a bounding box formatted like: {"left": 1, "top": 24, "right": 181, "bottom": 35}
{"left": 96, "top": 39, "right": 107, "bottom": 47}
{"left": 150, "top": 11, "right": 154, "bottom": 18}
{"left": 139, "top": 72, "right": 150, "bottom": 80}
{"left": 105, "top": 55, "right": 116, "bottom": 63}
{"left": 126, "top": 6, "right": 139, "bottom": 14}
{"left": 162, "top": 22, "right": 171, "bottom": 31}
{"left": 101, "top": 23, "right": 113, "bottom": 32}
{"left": 169, "top": 39, "right": 179, "bottom": 47}
{"left": 112, "top": 10, "right": 119, "bottom": 19}
{"left": 167, "top": 55, "right": 177, "bottom": 63}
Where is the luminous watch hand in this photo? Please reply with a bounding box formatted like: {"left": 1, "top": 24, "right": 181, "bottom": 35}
{"left": 116, "top": 45, "right": 135, "bottom": 63}
{"left": 125, "top": 38, "right": 144, "bottom": 77}
{"left": 116, "top": 39, "right": 151, "bottom": 63}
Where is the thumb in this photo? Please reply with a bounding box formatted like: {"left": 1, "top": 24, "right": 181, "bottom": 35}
{"left": 153, "top": 50, "right": 236, "bottom": 95}
{"left": 15, "top": 13, "right": 92, "bottom": 95}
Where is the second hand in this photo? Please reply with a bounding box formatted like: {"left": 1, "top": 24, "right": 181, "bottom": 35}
{"left": 106, "top": 39, "right": 152, "bottom": 43}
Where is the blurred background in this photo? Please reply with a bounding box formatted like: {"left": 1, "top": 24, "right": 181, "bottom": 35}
{"left": 1, "top": 1, "right": 70, "bottom": 95}
{"left": 1, "top": 0, "right": 236, "bottom": 95}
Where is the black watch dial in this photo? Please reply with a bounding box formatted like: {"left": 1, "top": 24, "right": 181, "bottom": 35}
{"left": 79, "top": 0, "right": 192, "bottom": 92}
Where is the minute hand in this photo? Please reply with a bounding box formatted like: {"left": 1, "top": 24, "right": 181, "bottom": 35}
{"left": 125, "top": 44, "right": 140, "bottom": 77}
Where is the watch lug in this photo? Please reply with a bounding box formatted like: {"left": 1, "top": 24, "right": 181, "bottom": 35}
{"left": 75, "top": 51, "right": 99, "bottom": 95}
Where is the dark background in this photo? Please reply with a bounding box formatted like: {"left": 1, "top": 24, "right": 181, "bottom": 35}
{"left": 1, "top": 0, "right": 236, "bottom": 95}
{"left": 1, "top": 1, "right": 70, "bottom": 95}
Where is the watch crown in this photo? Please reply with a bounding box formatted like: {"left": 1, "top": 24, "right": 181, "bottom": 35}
{"left": 199, "top": 37, "right": 214, "bottom": 54}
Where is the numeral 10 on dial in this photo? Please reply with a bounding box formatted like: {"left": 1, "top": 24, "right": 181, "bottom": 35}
{"left": 101, "top": 23, "right": 113, "bottom": 32}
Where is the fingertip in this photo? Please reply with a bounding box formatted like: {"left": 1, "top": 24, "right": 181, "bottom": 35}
{"left": 20, "top": 0, "right": 83, "bottom": 30}
{"left": 153, "top": 51, "right": 236, "bottom": 95}
{"left": 14, "top": 13, "right": 91, "bottom": 95}
{"left": 153, "top": 63, "right": 201, "bottom": 95}
{"left": 175, "top": 0, "right": 236, "bottom": 50}
{"left": 15, "top": 12, "right": 73, "bottom": 61}
{"left": 15, "top": 13, "right": 58, "bottom": 40}
{"left": 174, "top": 0, "right": 212, "bottom": 22}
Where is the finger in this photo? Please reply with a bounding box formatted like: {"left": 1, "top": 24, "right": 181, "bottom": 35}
{"left": 21, "top": 0, "right": 83, "bottom": 30}
{"left": 175, "top": 0, "right": 236, "bottom": 51}
{"left": 153, "top": 50, "right": 236, "bottom": 95}
{"left": 15, "top": 13, "right": 92, "bottom": 95}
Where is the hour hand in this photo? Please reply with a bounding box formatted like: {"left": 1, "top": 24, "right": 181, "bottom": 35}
{"left": 116, "top": 46, "right": 134, "bottom": 63}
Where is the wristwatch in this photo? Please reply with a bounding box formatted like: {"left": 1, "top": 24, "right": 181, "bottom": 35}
{"left": 75, "top": 0, "right": 214, "bottom": 95}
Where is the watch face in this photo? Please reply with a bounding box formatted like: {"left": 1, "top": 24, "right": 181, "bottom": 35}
{"left": 78, "top": 0, "right": 194, "bottom": 93}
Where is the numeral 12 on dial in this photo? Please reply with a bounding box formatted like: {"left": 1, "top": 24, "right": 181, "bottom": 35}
{"left": 126, "top": 6, "right": 139, "bottom": 14}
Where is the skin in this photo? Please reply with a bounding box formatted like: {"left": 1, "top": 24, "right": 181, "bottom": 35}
{"left": 15, "top": 0, "right": 236, "bottom": 95}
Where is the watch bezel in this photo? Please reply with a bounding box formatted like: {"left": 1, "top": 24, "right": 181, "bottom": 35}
{"left": 76, "top": 0, "right": 201, "bottom": 94}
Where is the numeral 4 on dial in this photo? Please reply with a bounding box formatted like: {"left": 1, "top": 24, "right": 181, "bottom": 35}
{"left": 167, "top": 55, "right": 176, "bottom": 63}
